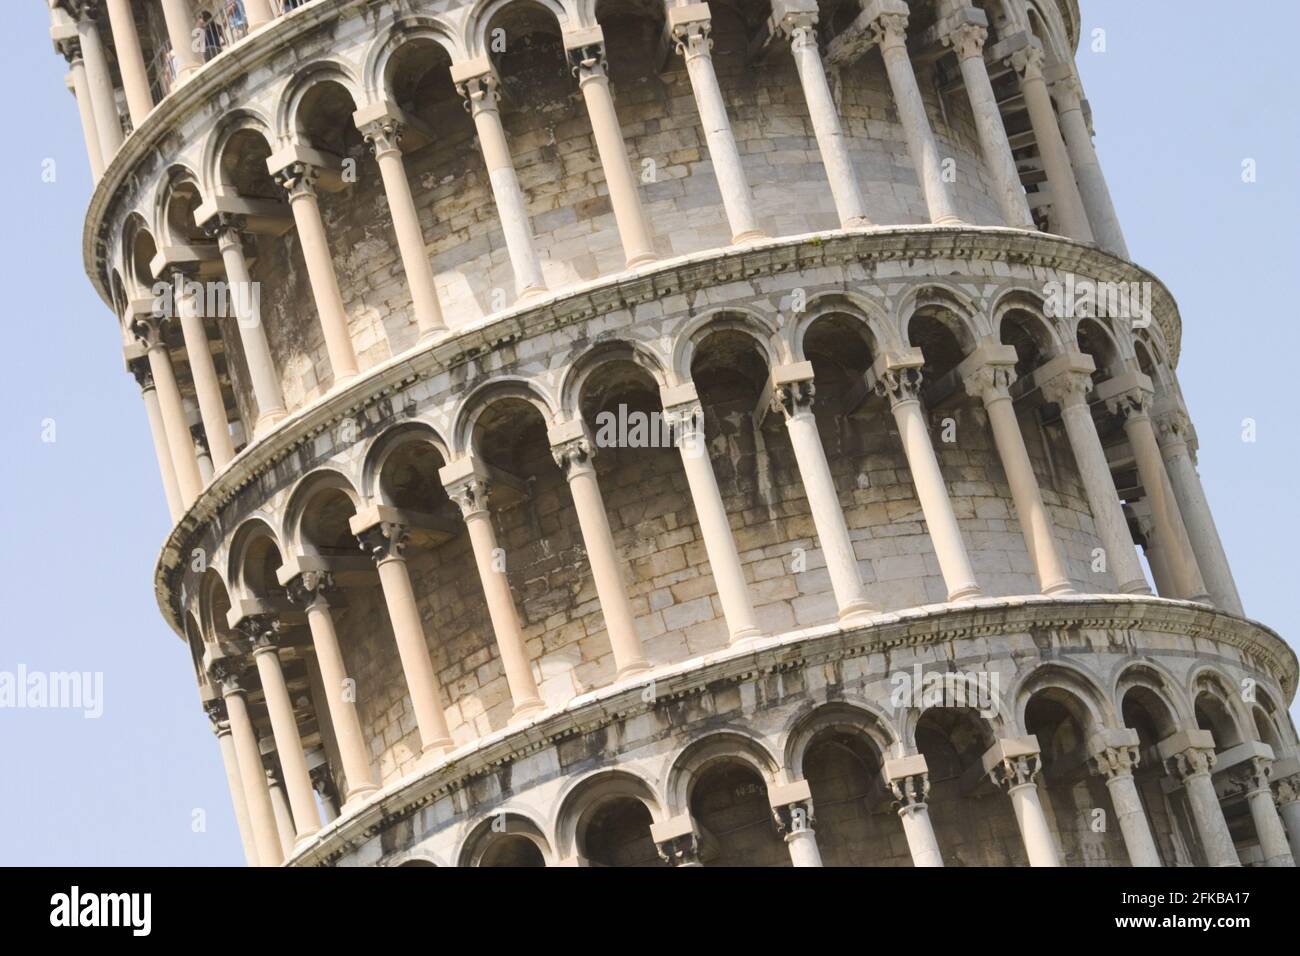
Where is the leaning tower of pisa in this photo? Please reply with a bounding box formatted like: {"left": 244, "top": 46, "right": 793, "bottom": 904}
{"left": 51, "top": 0, "right": 1298, "bottom": 867}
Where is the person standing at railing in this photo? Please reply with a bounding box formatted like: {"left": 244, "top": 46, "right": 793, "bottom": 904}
{"left": 226, "top": 0, "right": 248, "bottom": 39}
{"left": 198, "top": 11, "right": 226, "bottom": 62}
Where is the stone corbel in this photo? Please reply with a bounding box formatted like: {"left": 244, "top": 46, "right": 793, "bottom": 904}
{"left": 266, "top": 142, "right": 347, "bottom": 194}
{"left": 756, "top": 360, "right": 815, "bottom": 425}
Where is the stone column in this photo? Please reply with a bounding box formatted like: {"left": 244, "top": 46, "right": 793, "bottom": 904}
{"left": 242, "top": 618, "right": 321, "bottom": 845}
{"left": 57, "top": 39, "right": 105, "bottom": 181}
{"left": 1153, "top": 407, "right": 1243, "bottom": 615}
{"left": 356, "top": 113, "right": 446, "bottom": 339}
{"left": 173, "top": 272, "right": 235, "bottom": 469}
{"left": 284, "top": 570, "right": 379, "bottom": 806}
{"left": 210, "top": 219, "right": 287, "bottom": 435}
{"left": 962, "top": 350, "right": 1073, "bottom": 595}
{"left": 454, "top": 67, "right": 547, "bottom": 297}
{"left": 549, "top": 428, "right": 651, "bottom": 678}
{"left": 1039, "top": 357, "right": 1149, "bottom": 594}
{"left": 211, "top": 659, "right": 283, "bottom": 866}
{"left": 567, "top": 40, "right": 657, "bottom": 268}
{"left": 884, "top": 755, "right": 944, "bottom": 866}
{"left": 1274, "top": 773, "right": 1300, "bottom": 864}
{"left": 770, "top": 781, "right": 823, "bottom": 867}
{"left": 245, "top": 0, "right": 276, "bottom": 30}
{"left": 352, "top": 515, "right": 454, "bottom": 756}
{"left": 1051, "top": 74, "right": 1127, "bottom": 257}
{"left": 76, "top": 4, "right": 123, "bottom": 161}
{"left": 204, "top": 698, "right": 259, "bottom": 866}
{"left": 311, "top": 765, "right": 340, "bottom": 825}
{"left": 943, "top": 19, "right": 1034, "bottom": 228}
{"left": 1008, "top": 44, "right": 1092, "bottom": 242}
{"left": 771, "top": 372, "right": 876, "bottom": 623}
{"left": 1230, "top": 758, "right": 1295, "bottom": 867}
{"left": 870, "top": 359, "right": 981, "bottom": 601}
{"left": 104, "top": 0, "right": 153, "bottom": 129}
{"left": 132, "top": 316, "right": 203, "bottom": 505}
{"left": 986, "top": 743, "right": 1060, "bottom": 867}
{"left": 440, "top": 464, "right": 545, "bottom": 719}
{"left": 1089, "top": 735, "right": 1161, "bottom": 867}
{"left": 662, "top": 392, "right": 763, "bottom": 643}
{"left": 1107, "top": 384, "right": 1208, "bottom": 603}
{"left": 669, "top": 9, "right": 765, "bottom": 243}
{"left": 264, "top": 764, "right": 296, "bottom": 860}
{"left": 868, "top": 6, "right": 962, "bottom": 225}
{"left": 273, "top": 162, "right": 359, "bottom": 383}
{"left": 776, "top": 8, "right": 870, "bottom": 228}
{"left": 129, "top": 358, "right": 184, "bottom": 520}
{"left": 160, "top": 0, "right": 202, "bottom": 83}
{"left": 1133, "top": 504, "right": 1176, "bottom": 599}
{"left": 1159, "top": 731, "right": 1239, "bottom": 867}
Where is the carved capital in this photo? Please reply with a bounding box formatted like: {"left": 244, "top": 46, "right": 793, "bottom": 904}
{"left": 1009, "top": 44, "right": 1046, "bottom": 82}
{"left": 872, "top": 366, "right": 923, "bottom": 407}
{"left": 457, "top": 71, "right": 501, "bottom": 116}
{"left": 356, "top": 521, "right": 410, "bottom": 563}
{"left": 360, "top": 116, "right": 405, "bottom": 157}
{"left": 128, "top": 357, "right": 154, "bottom": 392}
{"left": 1108, "top": 387, "right": 1153, "bottom": 422}
{"left": 235, "top": 613, "right": 283, "bottom": 652}
{"left": 945, "top": 22, "right": 988, "bottom": 61}
{"left": 203, "top": 697, "right": 229, "bottom": 731}
{"left": 671, "top": 18, "right": 713, "bottom": 60}
{"left": 55, "top": 35, "right": 83, "bottom": 65}
{"left": 772, "top": 379, "right": 816, "bottom": 420}
{"left": 1164, "top": 746, "right": 1216, "bottom": 781}
{"left": 285, "top": 570, "right": 337, "bottom": 608}
{"left": 1274, "top": 773, "right": 1300, "bottom": 806}
{"left": 655, "top": 831, "right": 701, "bottom": 867}
{"left": 1090, "top": 745, "right": 1141, "bottom": 781}
{"left": 274, "top": 161, "right": 320, "bottom": 199}
{"left": 209, "top": 655, "right": 248, "bottom": 694}
{"left": 446, "top": 477, "right": 491, "bottom": 519}
{"left": 663, "top": 402, "right": 705, "bottom": 447}
{"left": 777, "top": 11, "right": 819, "bottom": 49}
{"left": 1153, "top": 408, "right": 1194, "bottom": 449}
{"left": 552, "top": 436, "right": 596, "bottom": 479}
{"left": 1229, "top": 756, "right": 1273, "bottom": 796}
{"left": 963, "top": 362, "right": 1016, "bottom": 402}
{"left": 988, "top": 753, "right": 1041, "bottom": 791}
{"left": 568, "top": 43, "right": 609, "bottom": 83}
{"left": 1039, "top": 369, "right": 1093, "bottom": 410}
{"left": 771, "top": 798, "right": 816, "bottom": 835}
{"left": 869, "top": 13, "right": 910, "bottom": 53}
{"left": 888, "top": 772, "right": 931, "bottom": 815}
{"left": 310, "top": 763, "right": 338, "bottom": 802}
{"left": 205, "top": 212, "right": 248, "bottom": 247}
{"left": 1051, "top": 74, "right": 1085, "bottom": 112}
{"left": 131, "top": 314, "right": 169, "bottom": 351}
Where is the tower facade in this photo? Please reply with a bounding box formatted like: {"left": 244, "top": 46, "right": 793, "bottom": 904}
{"left": 52, "top": 0, "right": 1299, "bottom": 867}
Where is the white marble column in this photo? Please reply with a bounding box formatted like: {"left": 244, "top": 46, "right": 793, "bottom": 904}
{"left": 987, "top": 745, "right": 1060, "bottom": 866}
{"left": 885, "top": 757, "right": 944, "bottom": 866}
{"left": 1051, "top": 73, "right": 1127, "bottom": 257}
{"left": 264, "top": 765, "right": 296, "bottom": 859}
{"left": 1159, "top": 733, "right": 1239, "bottom": 867}
{"left": 245, "top": 0, "right": 276, "bottom": 29}
{"left": 662, "top": 393, "right": 763, "bottom": 643}
{"left": 76, "top": 5, "right": 123, "bottom": 163}
{"left": 129, "top": 358, "right": 184, "bottom": 521}
{"left": 273, "top": 162, "right": 359, "bottom": 383}
{"left": 353, "top": 515, "right": 455, "bottom": 756}
{"left": 871, "top": 360, "right": 981, "bottom": 601}
{"left": 51, "top": 12, "right": 105, "bottom": 180}
{"left": 1153, "top": 407, "right": 1243, "bottom": 615}
{"left": 567, "top": 40, "right": 657, "bottom": 268}
{"left": 160, "top": 0, "right": 202, "bottom": 83}
{"left": 173, "top": 272, "right": 236, "bottom": 469}
{"left": 1039, "top": 357, "right": 1149, "bottom": 594}
{"left": 210, "top": 219, "right": 287, "bottom": 435}
{"left": 133, "top": 316, "right": 203, "bottom": 505}
{"left": 243, "top": 618, "right": 321, "bottom": 845}
{"left": 454, "top": 67, "right": 547, "bottom": 297}
{"left": 669, "top": 9, "right": 765, "bottom": 243}
{"left": 1009, "top": 44, "right": 1092, "bottom": 242}
{"left": 962, "top": 351, "right": 1073, "bottom": 595}
{"left": 283, "top": 570, "right": 380, "bottom": 806}
{"left": 104, "top": 0, "right": 154, "bottom": 129}
{"left": 1231, "top": 758, "right": 1295, "bottom": 867}
{"left": 772, "top": 373, "right": 876, "bottom": 623}
{"left": 1107, "top": 385, "right": 1208, "bottom": 603}
{"left": 770, "top": 782, "right": 823, "bottom": 867}
{"left": 212, "top": 659, "right": 283, "bottom": 866}
{"left": 868, "top": 7, "right": 963, "bottom": 225}
{"left": 776, "top": 9, "right": 870, "bottom": 228}
{"left": 440, "top": 464, "right": 546, "bottom": 719}
{"left": 943, "top": 18, "right": 1034, "bottom": 228}
{"left": 1090, "top": 737, "right": 1161, "bottom": 866}
{"left": 1274, "top": 773, "right": 1300, "bottom": 864}
{"left": 550, "top": 429, "right": 651, "bottom": 678}
{"left": 356, "top": 113, "right": 446, "bottom": 338}
{"left": 205, "top": 698, "right": 259, "bottom": 866}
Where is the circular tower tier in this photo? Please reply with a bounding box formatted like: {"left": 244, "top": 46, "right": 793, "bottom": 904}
{"left": 50, "top": 0, "right": 1299, "bottom": 867}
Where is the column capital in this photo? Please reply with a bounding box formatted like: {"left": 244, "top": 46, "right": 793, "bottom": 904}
{"left": 203, "top": 212, "right": 248, "bottom": 246}
{"left": 207, "top": 653, "right": 250, "bottom": 695}
{"left": 770, "top": 0, "right": 819, "bottom": 44}
{"left": 273, "top": 161, "right": 321, "bottom": 200}
{"left": 1228, "top": 756, "right": 1273, "bottom": 796}
{"left": 444, "top": 474, "right": 492, "bottom": 519}
{"left": 551, "top": 434, "right": 597, "bottom": 480}
{"left": 668, "top": 5, "right": 713, "bottom": 59}
{"left": 309, "top": 763, "right": 337, "bottom": 802}
{"left": 566, "top": 37, "right": 609, "bottom": 84}
{"left": 1157, "top": 728, "right": 1218, "bottom": 781}
{"left": 283, "top": 568, "right": 338, "bottom": 609}
{"left": 454, "top": 69, "right": 502, "bottom": 117}
{"left": 867, "top": 352, "right": 926, "bottom": 407}
{"left": 884, "top": 754, "right": 932, "bottom": 815}
{"left": 1095, "top": 372, "right": 1156, "bottom": 421}
{"left": 233, "top": 612, "right": 284, "bottom": 653}
{"left": 944, "top": 20, "right": 988, "bottom": 60}
{"left": 358, "top": 114, "right": 405, "bottom": 158}
{"left": 1274, "top": 772, "right": 1300, "bottom": 806}
{"left": 128, "top": 355, "right": 154, "bottom": 391}
{"left": 130, "top": 313, "right": 170, "bottom": 350}
{"left": 1153, "top": 406, "right": 1196, "bottom": 451}
{"left": 868, "top": 11, "right": 911, "bottom": 53}
{"left": 1008, "top": 42, "right": 1046, "bottom": 82}
{"left": 203, "top": 696, "right": 229, "bottom": 733}
{"left": 1090, "top": 744, "right": 1141, "bottom": 780}
{"left": 354, "top": 518, "right": 410, "bottom": 563}
{"left": 1036, "top": 351, "right": 1098, "bottom": 408}
{"left": 959, "top": 345, "right": 1018, "bottom": 402}
{"left": 982, "top": 737, "right": 1043, "bottom": 792}
{"left": 1050, "top": 73, "right": 1085, "bottom": 113}
{"left": 768, "top": 780, "right": 816, "bottom": 834}
{"left": 649, "top": 813, "right": 702, "bottom": 867}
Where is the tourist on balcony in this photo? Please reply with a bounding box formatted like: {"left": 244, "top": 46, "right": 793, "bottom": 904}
{"left": 198, "top": 12, "right": 226, "bottom": 62}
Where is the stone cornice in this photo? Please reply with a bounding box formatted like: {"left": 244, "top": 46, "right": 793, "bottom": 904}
{"left": 149, "top": 227, "right": 1182, "bottom": 639}
{"left": 283, "top": 593, "right": 1295, "bottom": 866}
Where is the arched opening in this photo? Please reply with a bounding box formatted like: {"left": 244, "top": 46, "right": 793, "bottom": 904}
{"left": 1119, "top": 681, "right": 1193, "bottom": 866}
{"left": 579, "top": 797, "right": 662, "bottom": 866}
{"left": 914, "top": 706, "right": 1025, "bottom": 865}
{"left": 801, "top": 727, "right": 901, "bottom": 865}
{"left": 689, "top": 760, "right": 788, "bottom": 867}
{"left": 480, "top": 836, "right": 547, "bottom": 867}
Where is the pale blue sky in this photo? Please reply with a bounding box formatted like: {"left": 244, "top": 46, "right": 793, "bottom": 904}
{"left": 1, "top": 1, "right": 1295, "bottom": 865}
